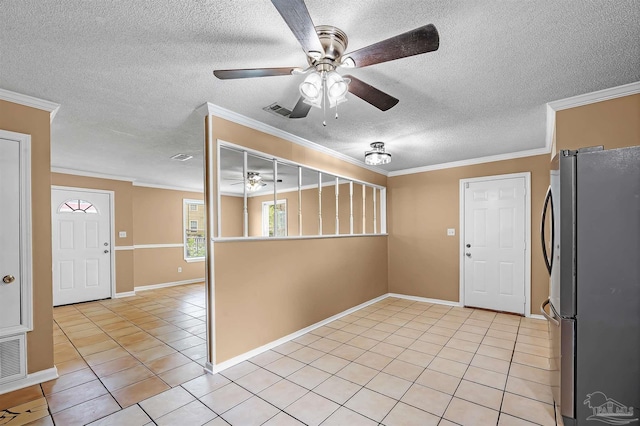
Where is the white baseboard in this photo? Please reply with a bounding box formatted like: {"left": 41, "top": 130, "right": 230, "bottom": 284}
{"left": 114, "top": 291, "right": 136, "bottom": 298}
{"left": 206, "top": 291, "right": 544, "bottom": 375}
{"left": 387, "top": 293, "right": 462, "bottom": 307}
{"left": 0, "top": 367, "right": 58, "bottom": 395}
{"left": 134, "top": 278, "right": 205, "bottom": 292}
{"left": 389, "top": 292, "right": 546, "bottom": 318}
{"left": 207, "top": 293, "right": 389, "bottom": 374}
{"left": 528, "top": 314, "right": 547, "bottom": 321}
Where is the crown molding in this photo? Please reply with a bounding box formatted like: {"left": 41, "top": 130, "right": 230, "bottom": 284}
{"left": 132, "top": 181, "right": 203, "bottom": 193}
{"left": 52, "top": 167, "right": 203, "bottom": 192}
{"left": 197, "top": 102, "right": 388, "bottom": 177}
{"left": 388, "top": 147, "right": 549, "bottom": 177}
{"left": 0, "top": 88, "right": 61, "bottom": 123}
{"left": 390, "top": 81, "right": 640, "bottom": 177}
{"left": 547, "top": 80, "right": 640, "bottom": 112}
{"left": 544, "top": 80, "right": 640, "bottom": 155}
{"left": 51, "top": 167, "right": 136, "bottom": 182}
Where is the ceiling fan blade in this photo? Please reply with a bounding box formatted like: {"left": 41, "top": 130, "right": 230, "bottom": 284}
{"left": 213, "top": 67, "right": 301, "bottom": 79}
{"left": 343, "top": 24, "right": 439, "bottom": 68}
{"left": 345, "top": 75, "right": 399, "bottom": 111}
{"left": 271, "top": 0, "right": 324, "bottom": 56}
{"left": 289, "top": 96, "right": 312, "bottom": 118}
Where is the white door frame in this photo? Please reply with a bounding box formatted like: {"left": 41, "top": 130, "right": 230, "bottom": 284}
{"left": 0, "top": 130, "right": 33, "bottom": 334}
{"left": 51, "top": 185, "right": 116, "bottom": 300}
{"left": 459, "top": 172, "right": 532, "bottom": 317}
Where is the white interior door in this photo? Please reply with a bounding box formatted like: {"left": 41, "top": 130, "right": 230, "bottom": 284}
{"left": 0, "top": 138, "right": 23, "bottom": 330}
{"left": 463, "top": 175, "right": 527, "bottom": 314}
{"left": 52, "top": 188, "right": 112, "bottom": 306}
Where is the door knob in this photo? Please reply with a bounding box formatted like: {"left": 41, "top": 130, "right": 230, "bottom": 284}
{"left": 104, "top": 250, "right": 109, "bottom": 254}
{"left": 2, "top": 275, "right": 15, "bottom": 284}
{"left": 465, "top": 253, "right": 471, "bottom": 257}
{"left": 466, "top": 244, "right": 471, "bottom": 248}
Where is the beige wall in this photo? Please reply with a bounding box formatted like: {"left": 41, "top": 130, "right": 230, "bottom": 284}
{"left": 51, "top": 173, "right": 135, "bottom": 293}
{"left": 556, "top": 93, "right": 640, "bottom": 151}
{"left": 220, "top": 196, "right": 244, "bottom": 237}
{"left": 3, "top": 89, "right": 636, "bottom": 379}
{"left": 0, "top": 100, "right": 54, "bottom": 373}
{"left": 210, "top": 117, "right": 388, "bottom": 362}
{"left": 132, "top": 186, "right": 205, "bottom": 286}
{"left": 387, "top": 93, "right": 640, "bottom": 313}
{"left": 213, "top": 118, "right": 386, "bottom": 187}
{"left": 50, "top": 175, "right": 207, "bottom": 291}
{"left": 214, "top": 236, "right": 388, "bottom": 362}
{"left": 133, "top": 247, "right": 204, "bottom": 287}
{"left": 387, "top": 155, "right": 551, "bottom": 314}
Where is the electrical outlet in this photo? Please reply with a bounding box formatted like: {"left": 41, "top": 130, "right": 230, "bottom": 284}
{"left": 177, "top": 267, "right": 182, "bottom": 273}
{"left": 447, "top": 228, "right": 455, "bottom": 236}
{"left": 119, "top": 231, "right": 127, "bottom": 238}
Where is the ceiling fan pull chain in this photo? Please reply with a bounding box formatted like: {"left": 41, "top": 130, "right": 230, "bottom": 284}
{"left": 322, "top": 71, "right": 327, "bottom": 126}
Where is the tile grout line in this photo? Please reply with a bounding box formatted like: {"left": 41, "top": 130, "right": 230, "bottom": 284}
{"left": 48, "top": 285, "right": 208, "bottom": 424}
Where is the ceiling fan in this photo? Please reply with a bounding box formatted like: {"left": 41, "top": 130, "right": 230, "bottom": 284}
{"left": 213, "top": 0, "right": 439, "bottom": 123}
{"left": 228, "top": 171, "right": 282, "bottom": 192}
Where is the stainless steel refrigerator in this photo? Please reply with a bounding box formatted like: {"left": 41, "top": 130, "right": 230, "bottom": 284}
{"left": 541, "top": 146, "right": 640, "bottom": 426}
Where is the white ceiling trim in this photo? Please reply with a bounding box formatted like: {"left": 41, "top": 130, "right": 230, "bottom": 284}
{"left": 132, "top": 181, "right": 203, "bottom": 193}
{"left": 391, "top": 81, "right": 640, "bottom": 178}
{"left": 51, "top": 166, "right": 136, "bottom": 182}
{"left": 388, "top": 147, "right": 550, "bottom": 177}
{"left": 52, "top": 166, "right": 203, "bottom": 193}
{"left": 547, "top": 80, "right": 640, "bottom": 111}
{"left": 545, "top": 80, "right": 640, "bottom": 158}
{"left": 197, "top": 102, "right": 389, "bottom": 177}
{"left": 0, "top": 88, "right": 60, "bottom": 123}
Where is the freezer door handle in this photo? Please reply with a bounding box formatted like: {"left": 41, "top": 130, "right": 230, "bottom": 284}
{"left": 540, "top": 185, "right": 555, "bottom": 275}
{"left": 540, "top": 298, "right": 559, "bottom": 326}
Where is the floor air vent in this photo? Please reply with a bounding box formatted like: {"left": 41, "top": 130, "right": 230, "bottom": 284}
{"left": 0, "top": 334, "right": 26, "bottom": 384}
{"left": 263, "top": 103, "right": 292, "bottom": 118}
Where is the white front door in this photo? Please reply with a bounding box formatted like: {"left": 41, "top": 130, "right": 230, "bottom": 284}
{"left": 463, "top": 175, "right": 527, "bottom": 314}
{"left": 52, "top": 188, "right": 112, "bottom": 306}
{"left": 0, "top": 138, "right": 23, "bottom": 330}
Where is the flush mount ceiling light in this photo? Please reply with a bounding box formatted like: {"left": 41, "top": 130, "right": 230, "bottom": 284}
{"left": 245, "top": 171, "right": 267, "bottom": 192}
{"left": 364, "top": 142, "right": 391, "bottom": 165}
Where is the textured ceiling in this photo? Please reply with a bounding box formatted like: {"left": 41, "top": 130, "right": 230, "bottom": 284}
{"left": 1, "top": 1, "right": 639, "bottom": 190}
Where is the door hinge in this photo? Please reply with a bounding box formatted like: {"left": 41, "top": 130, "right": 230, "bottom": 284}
{"left": 465, "top": 182, "right": 469, "bottom": 189}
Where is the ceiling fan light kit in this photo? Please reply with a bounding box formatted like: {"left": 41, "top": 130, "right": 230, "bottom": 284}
{"left": 213, "top": 0, "right": 439, "bottom": 123}
{"left": 364, "top": 142, "right": 391, "bottom": 166}
{"left": 245, "top": 171, "right": 267, "bottom": 192}
{"left": 299, "top": 70, "right": 350, "bottom": 119}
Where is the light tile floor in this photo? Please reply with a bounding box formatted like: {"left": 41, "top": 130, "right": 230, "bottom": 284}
{"left": 0, "top": 285, "right": 557, "bottom": 425}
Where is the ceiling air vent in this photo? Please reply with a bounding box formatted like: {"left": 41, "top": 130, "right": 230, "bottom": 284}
{"left": 170, "top": 153, "right": 193, "bottom": 161}
{"left": 263, "top": 103, "right": 292, "bottom": 118}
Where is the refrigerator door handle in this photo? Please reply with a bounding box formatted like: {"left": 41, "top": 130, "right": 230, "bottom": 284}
{"left": 540, "top": 298, "right": 560, "bottom": 326}
{"left": 540, "top": 185, "right": 555, "bottom": 275}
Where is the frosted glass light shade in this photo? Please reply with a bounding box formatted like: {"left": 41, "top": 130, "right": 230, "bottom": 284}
{"left": 299, "top": 72, "right": 322, "bottom": 100}
{"left": 326, "top": 71, "right": 348, "bottom": 98}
